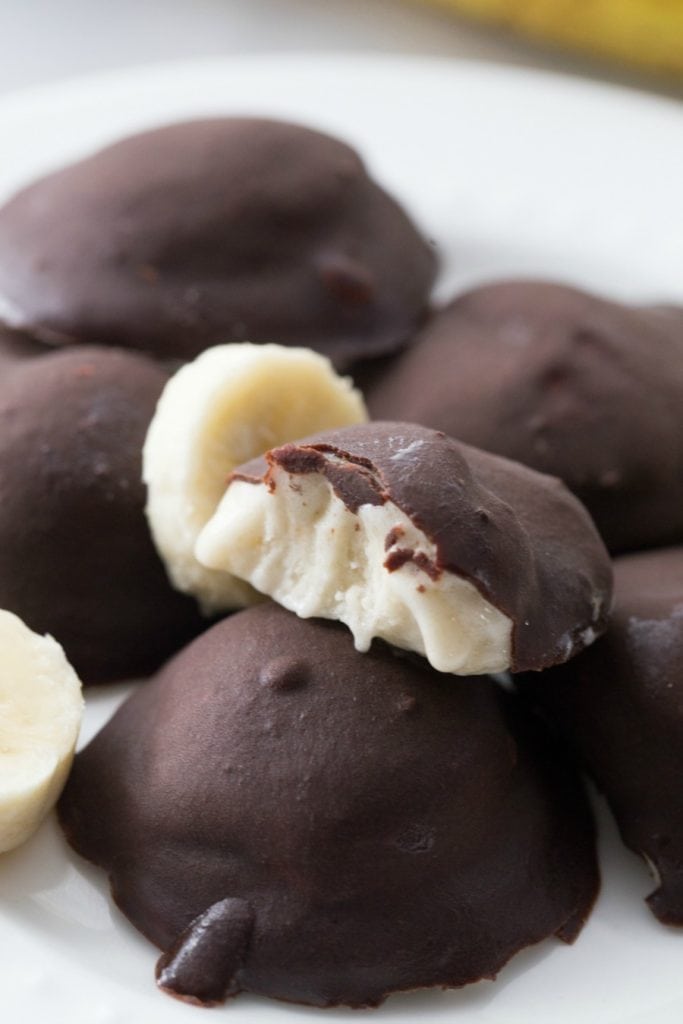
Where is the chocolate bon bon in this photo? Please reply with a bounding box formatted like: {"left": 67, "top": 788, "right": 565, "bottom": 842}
{"left": 196, "top": 422, "right": 613, "bottom": 675}
{"left": 368, "top": 281, "right": 683, "bottom": 553}
{"left": 58, "top": 603, "right": 599, "bottom": 1008}
{"left": 0, "top": 118, "right": 436, "bottom": 367}
{"left": 519, "top": 546, "right": 683, "bottom": 925}
{"left": 0, "top": 346, "right": 206, "bottom": 681}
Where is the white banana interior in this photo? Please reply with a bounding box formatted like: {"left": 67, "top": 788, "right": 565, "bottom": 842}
{"left": 143, "top": 343, "right": 367, "bottom": 614}
{"left": 196, "top": 469, "right": 513, "bottom": 675}
{"left": 0, "top": 609, "right": 83, "bottom": 854}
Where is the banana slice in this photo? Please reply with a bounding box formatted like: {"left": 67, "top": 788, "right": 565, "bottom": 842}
{"left": 0, "top": 609, "right": 83, "bottom": 854}
{"left": 143, "top": 343, "right": 368, "bottom": 614}
{"left": 422, "top": 0, "right": 683, "bottom": 78}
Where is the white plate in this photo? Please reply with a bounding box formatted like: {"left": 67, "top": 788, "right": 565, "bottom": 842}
{"left": 1, "top": 53, "right": 683, "bottom": 1024}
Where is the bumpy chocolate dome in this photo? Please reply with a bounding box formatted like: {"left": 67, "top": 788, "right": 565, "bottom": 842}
{"left": 0, "top": 118, "right": 436, "bottom": 367}
{"left": 519, "top": 546, "right": 683, "bottom": 924}
{"left": 368, "top": 281, "right": 683, "bottom": 553}
{"left": 0, "top": 345, "right": 206, "bottom": 681}
{"left": 59, "top": 603, "right": 598, "bottom": 1008}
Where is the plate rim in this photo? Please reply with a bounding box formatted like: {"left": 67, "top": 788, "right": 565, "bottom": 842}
{"left": 1, "top": 49, "right": 683, "bottom": 1024}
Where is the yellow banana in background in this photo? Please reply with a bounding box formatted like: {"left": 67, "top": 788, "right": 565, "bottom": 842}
{"left": 421, "top": 0, "right": 683, "bottom": 78}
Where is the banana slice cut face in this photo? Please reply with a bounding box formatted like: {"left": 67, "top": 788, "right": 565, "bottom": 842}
{"left": 0, "top": 609, "right": 83, "bottom": 854}
{"left": 143, "top": 343, "right": 367, "bottom": 614}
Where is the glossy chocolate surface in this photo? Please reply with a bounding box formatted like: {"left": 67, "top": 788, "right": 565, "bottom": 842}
{"left": 59, "top": 603, "right": 598, "bottom": 1007}
{"left": 368, "top": 281, "right": 683, "bottom": 552}
{"left": 0, "top": 345, "right": 206, "bottom": 681}
{"left": 519, "top": 547, "right": 683, "bottom": 924}
{"left": 0, "top": 118, "right": 436, "bottom": 367}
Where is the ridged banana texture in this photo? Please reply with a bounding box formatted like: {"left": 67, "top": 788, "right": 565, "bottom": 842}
{"left": 0, "top": 609, "right": 83, "bottom": 853}
{"left": 423, "top": 0, "right": 683, "bottom": 78}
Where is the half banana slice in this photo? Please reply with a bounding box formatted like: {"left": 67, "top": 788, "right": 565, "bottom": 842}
{"left": 143, "top": 343, "right": 367, "bottom": 614}
{"left": 0, "top": 609, "right": 83, "bottom": 854}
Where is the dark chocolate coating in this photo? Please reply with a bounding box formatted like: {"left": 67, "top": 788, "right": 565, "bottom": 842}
{"left": 0, "top": 346, "right": 206, "bottom": 681}
{"left": 59, "top": 603, "right": 599, "bottom": 1008}
{"left": 518, "top": 547, "right": 683, "bottom": 924}
{"left": 157, "top": 898, "right": 255, "bottom": 1007}
{"left": 0, "top": 118, "right": 436, "bottom": 367}
{"left": 367, "top": 281, "right": 683, "bottom": 553}
{"left": 0, "top": 325, "right": 50, "bottom": 372}
{"left": 233, "top": 422, "right": 613, "bottom": 673}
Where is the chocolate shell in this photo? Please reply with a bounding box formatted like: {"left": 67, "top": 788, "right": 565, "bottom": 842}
{"left": 196, "top": 422, "right": 613, "bottom": 674}
{"left": 0, "top": 346, "right": 206, "bottom": 681}
{"left": 519, "top": 547, "right": 683, "bottom": 924}
{"left": 0, "top": 118, "right": 436, "bottom": 367}
{"left": 58, "top": 603, "right": 599, "bottom": 1008}
{"left": 0, "top": 325, "right": 49, "bottom": 372}
{"left": 367, "top": 281, "right": 683, "bottom": 553}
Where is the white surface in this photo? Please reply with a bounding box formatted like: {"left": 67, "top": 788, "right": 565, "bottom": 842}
{"left": 1, "top": 0, "right": 679, "bottom": 100}
{"left": 0, "top": 54, "right": 683, "bottom": 1022}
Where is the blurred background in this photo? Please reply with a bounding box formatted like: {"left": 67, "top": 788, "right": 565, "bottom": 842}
{"left": 0, "top": 0, "right": 681, "bottom": 99}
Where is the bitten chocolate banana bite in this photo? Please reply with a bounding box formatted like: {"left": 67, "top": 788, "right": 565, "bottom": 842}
{"left": 367, "top": 281, "right": 683, "bottom": 553}
{"left": 196, "top": 422, "right": 612, "bottom": 675}
{"left": 0, "top": 346, "right": 206, "bottom": 682}
{"left": 0, "top": 118, "right": 436, "bottom": 367}
{"left": 519, "top": 546, "right": 683, "bottom": 925}
{"left": 58, "top": 603, "right": 599, "bottom": 1009}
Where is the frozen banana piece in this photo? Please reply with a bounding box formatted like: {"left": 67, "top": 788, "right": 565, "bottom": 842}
{"left": 143, "top": 343, "right": 367, "bottom": 614}
{"left": 0, "top": 609, "right": 83, "bottom": 854}
{"left": 423, "top": 0, "right": 683, "bottom": 78}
